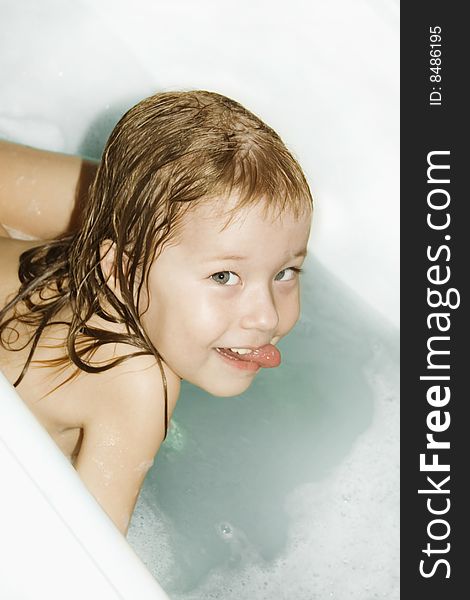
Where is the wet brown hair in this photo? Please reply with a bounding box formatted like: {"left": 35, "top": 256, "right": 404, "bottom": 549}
{"left": 0, "top": 90, "right": 313, "bottom": 440}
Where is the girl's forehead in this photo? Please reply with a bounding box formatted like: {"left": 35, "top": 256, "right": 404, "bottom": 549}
{"left": 176, "top": 198, "right": 311, "bottom": 253}
{"left": 181, "top": 196, "right": 310, "bottom": 234}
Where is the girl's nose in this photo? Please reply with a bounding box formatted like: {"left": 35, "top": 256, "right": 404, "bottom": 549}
{"left": 239, "top": 288, "right": 279, "bottom": 333}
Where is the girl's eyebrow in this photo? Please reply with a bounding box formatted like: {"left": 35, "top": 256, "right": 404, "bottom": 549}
{"left": 204, "top": 248, "right": 308, "bottom": 262}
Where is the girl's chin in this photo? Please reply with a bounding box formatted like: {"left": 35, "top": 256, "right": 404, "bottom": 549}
{"left": 204, "top": 386, "right": 252, "bottom": 398}
{"left": 165, "top": 351, "right": 258, "bottom": 396}
{"left": 202, "top": 377, "right": 255, "bottom": 398}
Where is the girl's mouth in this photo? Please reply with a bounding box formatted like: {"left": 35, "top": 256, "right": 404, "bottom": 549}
{"left": 215, "top": 347, "right": 260, "bottom": 371}
{"left": 215, "top": 345, "right": 281, "bottom": 370}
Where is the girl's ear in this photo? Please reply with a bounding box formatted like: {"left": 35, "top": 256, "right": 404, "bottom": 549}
{"left": 99, "top": 239, "right": 126, "bottom": 303}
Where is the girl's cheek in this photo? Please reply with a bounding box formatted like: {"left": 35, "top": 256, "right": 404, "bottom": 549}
{"left": 280, "top": 298, "right": 301, "bottom": 333}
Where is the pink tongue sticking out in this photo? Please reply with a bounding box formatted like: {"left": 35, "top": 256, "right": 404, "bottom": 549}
{"left": 224, "top": 344, "right": 281, "bottom": 368}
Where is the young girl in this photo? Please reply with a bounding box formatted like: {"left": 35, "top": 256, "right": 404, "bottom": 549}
{"left": 0, "top": 90, "right": 313, "bottom": 536}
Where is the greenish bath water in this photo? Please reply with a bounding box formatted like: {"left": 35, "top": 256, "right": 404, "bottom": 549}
{"left": 128, "top": 258, "right": 399, "bottom": 598}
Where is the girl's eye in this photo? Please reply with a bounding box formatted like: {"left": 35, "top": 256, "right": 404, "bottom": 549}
{"left": 275, "top": 267, "right": 304, "bottom": 282}
{"left": 211, "top": 267, "right": 304, "bottom": 286}
{"left": 210, "top": 271, "right": 240, "bottom": 286}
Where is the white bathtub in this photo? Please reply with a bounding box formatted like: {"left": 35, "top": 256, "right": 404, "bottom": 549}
{"left": 0, "top": 371, "right": 169, "bottom": 599}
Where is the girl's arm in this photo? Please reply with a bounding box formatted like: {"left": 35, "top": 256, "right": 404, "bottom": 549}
{"left": 0, "top": 140, "right": 98, "bottom": 240}
{"left": 74, "top": 358, "right": 177, "bottom": 536}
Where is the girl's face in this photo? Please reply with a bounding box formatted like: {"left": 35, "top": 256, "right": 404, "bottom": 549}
{"left": 139, "top": 197, "right": 312, "bottom": 396}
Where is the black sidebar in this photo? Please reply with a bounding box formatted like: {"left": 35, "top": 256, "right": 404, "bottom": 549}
{"left": 401, "top": 3, "right": 468, "bottom": 598}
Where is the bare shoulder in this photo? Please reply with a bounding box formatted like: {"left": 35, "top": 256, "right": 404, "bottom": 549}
{"left": 0, "top": 237, "right": 42, "bottom": 308}
{"left": 80, "top": 352, "right": 181, "bottom": 438}
{"left": 0, "top": 236, "right": 39, "bottom": 270}
{"left": 73, "top": 353, "right": 181, "bottom": 534}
